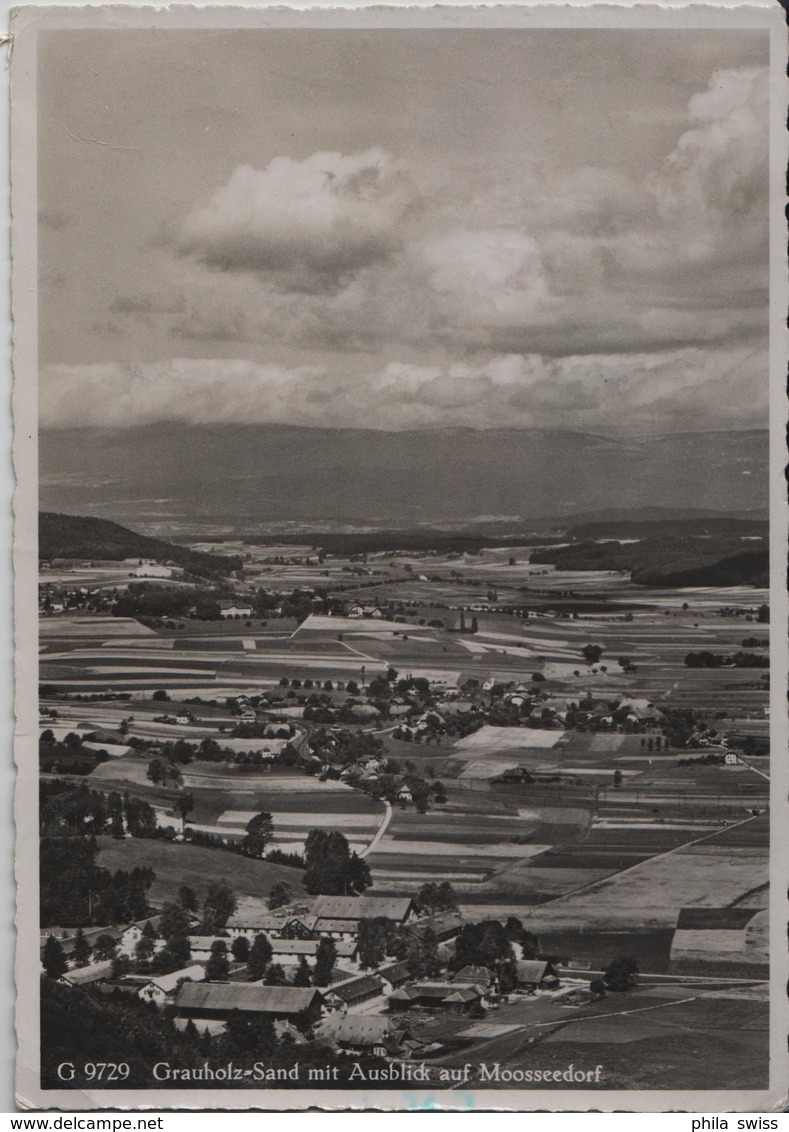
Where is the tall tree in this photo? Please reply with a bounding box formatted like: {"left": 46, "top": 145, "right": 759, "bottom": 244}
{"left": 93, "top": 933, "right": 117, "bottom": 961}
{"left": 407, "top": 927, "right": 441, "bottom": 979}
{"left": 157, "top": 933, "right": 191, "bottom": 972}
{"left": 110, "top": 953, "right": 132, "bottom": 980}
{"left": 357, "top": 918, "right": 390, "bottom": 970}
{"left": 177, "top": 885, "right": 198, "bottom": 912}
{"left": 43, "top": 935, "right": 68, "bottom": 980}
{"left": 206, "top": 941, "right": 230, "bottom": 982}
{"left": 312, "top": 938, "right": 337, "bottom": 987}
{"left": 303, "top": 829, "right": 371, "bottom": 895}
{"left": 267, "top": 881, "right": 292, "bottom": 911}
{"left": 134, "top": 935, "right": 155, "bottom": 967}
{"left": 293, "top": 955, "right": 312, "bottom": 987}
{"left": 240, "top": 811, "right": 274, "bottom": 858}
{"left": 159, "top": 901, "right": 191, "bottom": 941}
{"left": 415, "top": 881, "right": 458, "bottom": 916}
{"left": 453, "top": 920, "right": 514, "bottom": 971}
{"left": 247, "top": 934, "right": 273, "bottom": 980}
{"left": 603, "top": 955, "right": 639, "bottom": 992}
{"left": 264, "top": 962, "right": 286, "bottom": 986}
{"left": 72, "top": 928, "right": 92, "bottom": 968}
{"left": 201, "top": 882, "right": 237, "bottom": 932}
{"left": 157, "top": 901, "right": 192, "bottom": 972}
{"left": 231, "top": 936, "right": 251, "bottom": 963}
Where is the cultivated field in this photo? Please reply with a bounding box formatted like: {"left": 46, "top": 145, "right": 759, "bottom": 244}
{"left": 95, "top": 837, "right": 305, "bottom": 906}
{"left": 40, "top": 542, "right": 771, "bottom": 983}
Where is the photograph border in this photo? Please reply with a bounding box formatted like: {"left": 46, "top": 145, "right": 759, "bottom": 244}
{"left": 12, "top": 3, "right": 789, "bottom": 1111}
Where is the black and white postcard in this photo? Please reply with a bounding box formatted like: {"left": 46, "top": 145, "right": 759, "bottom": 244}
{"left": 10, "top": 3, "right": 788, "bottom": 1111}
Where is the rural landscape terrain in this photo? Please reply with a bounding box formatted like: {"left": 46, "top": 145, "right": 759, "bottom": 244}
{"left": 38, "top": 501, "right": 770, "bottom": 1091}
{"left": 32, "top": 21, "right": 773, "bottom": 1101}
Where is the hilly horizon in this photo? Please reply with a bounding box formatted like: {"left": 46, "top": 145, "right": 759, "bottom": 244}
{"left": 39, "top": 423, "right": 768, "bottom": 535}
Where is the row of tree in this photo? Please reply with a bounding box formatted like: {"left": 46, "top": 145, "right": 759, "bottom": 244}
{"left": 41, "top": 838, "right": 154, "bottom": 928}
{"left": 40, "top": 781, "right": 157, "bottom": 839}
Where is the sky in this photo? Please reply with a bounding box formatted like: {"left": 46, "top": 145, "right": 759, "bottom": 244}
{"left": 38, "top": 28, "right": 770, "bottom": 434}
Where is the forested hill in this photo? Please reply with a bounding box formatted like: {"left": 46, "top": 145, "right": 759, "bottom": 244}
{"left": 39, "top": 512, "right": 241, "bottom": 578}
{"left": 530, "top": 537, "right": 768, "bottom": 588}
{"left": 568, "top": 516, "right": 768, "bottom": 541}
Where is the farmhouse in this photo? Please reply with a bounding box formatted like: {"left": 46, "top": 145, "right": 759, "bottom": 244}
{"left": 219, "top": 601, "right": 254, "bottom": 619}
{"left": 187, "top": 935, "right": 234, "bottom": 958}
{"left": 310, "top": 896, "right": 415, "bottom": 938}
{"left": 317, "top": 1014, "right": 419, "bottom": 1058}
{"left": 452, "top": 965, "right": 493, "bottom": 990}
{"left": 117, "top": 920, "right": 164, "bottom": 958}
{"left": 225, "top": 898, "right": 302, "bottom": 939}
{"left": 323, "top": 973, "right": 385, "bottom": 1012}
{"left": 268, "top": 938, "right": 357, "bottom": 965}
{"left": 118, "top": 965, "right": 205, "bottom": 1005}
{"left": 407, "top": 911, "right": 465, "bottom": 943}
{"left": 309, "top": 918, "right": 359, "bottom": 942}
{"left": 174, "top": 982, "right": 323, "bottom": 1025}
{"left": 375, "top": 961, "right": 412, "bottom": 993}
{"left": 59, "top": 961, "right": 114, "bottom": 987}
{"left": 514, "top": 960, "right": 560, "bottom": 991}
{"left": 389, "top": 982, "right": 484, "bottom": 1015}
{"left": 621, "top": 699, "right": 665, "bottom": 725}
{"left": 310, "top": 899, "right": 412, "bottom": 938}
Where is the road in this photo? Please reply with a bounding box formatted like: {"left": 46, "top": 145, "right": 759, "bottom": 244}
{"left": 360, "top": 800, "right": 392, "bottom": 859}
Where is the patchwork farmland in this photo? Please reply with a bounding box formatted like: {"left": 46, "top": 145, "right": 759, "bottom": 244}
{"left": 38, "top": 529, "right": 771, "bottom": 1091}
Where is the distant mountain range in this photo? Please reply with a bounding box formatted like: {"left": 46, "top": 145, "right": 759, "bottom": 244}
{"left": 39, "top": 423, "right": 768, "bottom": 534}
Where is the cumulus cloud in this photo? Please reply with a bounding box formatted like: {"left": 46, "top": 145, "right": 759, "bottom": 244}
{"left": 409, "top": 67, "right": 769, "bottom": 359}
{"left": 40, "top": 343, "right": 767, "bottom": 434}
{"left": 48, "top": 64, "right": 767, "bottom": 436}
{"left": 173, "top": 147, "right": 419, "bottom": 294}
{"left": 160, "top": 65, "right": 768, "bottom": 372}
{"left": 41, "top": 359, "right": 329, "bottom": 430}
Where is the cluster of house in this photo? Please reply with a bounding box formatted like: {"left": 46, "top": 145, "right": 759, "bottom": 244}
{"left": 52, "top": 895, "right": 563, "bottom": 1050}
{"left": 39, "top": 560, "right": 181, "bottom": 616}
{"left": 39, "top": 585, "right": 115, "bottom": 616}
{"left": 346, "top": 604, "right": 385, "bottom": 620}
{"left": 217, "top": 587, "right": 324, "bottom": 620}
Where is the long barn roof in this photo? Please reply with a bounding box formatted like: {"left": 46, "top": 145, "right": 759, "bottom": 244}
{"left": 175, "top": 982, "right": 320, "bottom": 1015}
